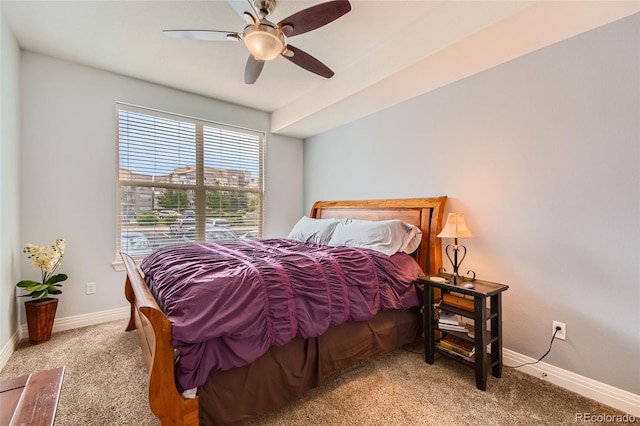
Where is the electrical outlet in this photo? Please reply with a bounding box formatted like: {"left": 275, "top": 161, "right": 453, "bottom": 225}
{"left": 86, "top": 282, "right": 96, "bottom": 295}
{"left": 553, "top": 321, "right": 566, "bottom": 340}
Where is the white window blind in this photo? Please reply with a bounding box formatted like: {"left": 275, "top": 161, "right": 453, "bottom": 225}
{"left": 117, "top": 103, "right": 264, "bottom": 258}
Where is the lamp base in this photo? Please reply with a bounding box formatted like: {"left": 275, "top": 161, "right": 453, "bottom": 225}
{"left": 442, "top": 242, "right": 476, "bottom": 284}
{"left": 437, "top": 269, "right": 477, "bottom": 284}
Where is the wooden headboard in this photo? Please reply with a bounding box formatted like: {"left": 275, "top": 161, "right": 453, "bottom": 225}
{"left": 310, "top": 197, "right": 447, "bottom": 274}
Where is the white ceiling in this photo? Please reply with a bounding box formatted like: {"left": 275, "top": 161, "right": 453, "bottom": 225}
{"left": 2, "top": 1, "right": 639, "bottom": 138}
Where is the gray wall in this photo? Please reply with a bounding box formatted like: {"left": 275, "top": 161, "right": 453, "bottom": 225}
{"left": 15, "top": 52, "right": 303, "bottom": 324}
{"left": 0, "top": 11, "right": 21, "bottom": 357}
{"left": 304, "top": 14, "right": 639, "bottom": 394}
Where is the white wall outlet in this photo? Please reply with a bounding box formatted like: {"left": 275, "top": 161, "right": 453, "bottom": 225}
{"left": 86, "top": 282, "right": 96, "bottom": 295}
{"left": 553, "top": 320, "right": 566, "bottom": 340}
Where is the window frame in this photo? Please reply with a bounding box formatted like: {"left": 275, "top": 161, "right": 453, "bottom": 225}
{"left": 114, "top": 103, "right": 265, "bottom": 266}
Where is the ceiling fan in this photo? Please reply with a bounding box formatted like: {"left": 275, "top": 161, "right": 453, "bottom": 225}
{"left": 163, "top": 0, "right": 352, "bottom": 84}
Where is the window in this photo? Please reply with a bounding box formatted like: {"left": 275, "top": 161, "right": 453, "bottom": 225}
{"left": 117, "top": 103, "right": 264, "bottom": 258}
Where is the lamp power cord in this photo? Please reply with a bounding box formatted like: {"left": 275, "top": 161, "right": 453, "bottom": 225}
{"left": 505, "top": 327, "right": 560, "bottom": 369}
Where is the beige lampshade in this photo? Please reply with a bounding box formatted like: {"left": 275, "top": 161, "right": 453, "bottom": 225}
{"left": 437, "top": 213, "right": 474, "bottom": 239}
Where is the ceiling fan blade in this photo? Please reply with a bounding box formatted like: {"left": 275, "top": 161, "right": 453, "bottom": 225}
{"left": 163, "top": 30, "right": 240, "bottom": 42}
{"left": 227, "top": 0, "right": 258, "bottom": 22}
{"left": 278, "top": 0, "right": 351, "bottom": 37}
{"left": 282, "top": 45, "right": 334, "bottom": 79}
{"left": 245, "top": 55, "right": 265, "bottom": 84}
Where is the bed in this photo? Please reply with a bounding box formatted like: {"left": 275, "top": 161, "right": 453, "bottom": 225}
{"left": 121, "top": 196, "right": 447, "bottom": 425}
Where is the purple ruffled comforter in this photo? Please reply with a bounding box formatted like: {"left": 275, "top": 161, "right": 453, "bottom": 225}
{"left": 140, "top": 238, "right": 423, "bottom": 390}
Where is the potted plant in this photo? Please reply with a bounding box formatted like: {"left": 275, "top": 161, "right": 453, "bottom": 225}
{"left": 16, "top": 238, "right": 67, "bottom": 344}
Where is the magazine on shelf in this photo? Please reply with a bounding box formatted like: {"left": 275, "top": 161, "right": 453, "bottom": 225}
{"left": 438, "top": 310, "right": 461, "bottom": 326}
{"left": 437, "top": 311, "right": 469, "bottom": 332}
{"left": 437, "top": 322, "right": 468, "bottom": 332}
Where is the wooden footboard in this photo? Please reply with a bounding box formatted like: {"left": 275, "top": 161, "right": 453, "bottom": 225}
{"left": 121, "top": 253, "right": 199, "bottom": 426}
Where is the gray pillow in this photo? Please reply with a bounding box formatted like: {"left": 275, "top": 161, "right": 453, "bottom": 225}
{"left": 327, "top": 219, "right": 422, "bottom": 256}
{"left": 287, "top": 216, "right": 343, "bottom": 245}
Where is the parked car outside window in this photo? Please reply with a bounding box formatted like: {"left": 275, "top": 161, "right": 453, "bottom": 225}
{"left": 121, "top": 232, "right": 153, "bottom": 256}
{"left": 206, "top": 229, "right": 238, "bottom": 242}
{"left": 181, "top": 227, "right": 238, "bottom": 243}
{"left": 158, "top": 210, "right": 181, "bottom": 219}
{"left": 206, "top": 218, "right": 230, "bottom": 228}
{"left": 239, "top": 230, "right": 259, "bottom": 240}
{"left": 170, "top": 218, "right": 195, "bottom": 234}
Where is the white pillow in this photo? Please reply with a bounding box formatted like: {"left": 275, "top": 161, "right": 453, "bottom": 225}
{"left": 327, "top": 219, "right": 422, "bottom": 256}
{"left": 400, "top": 223, "right": 423, "bottom": 254}
{"left": 287, "top": 216, "right": 342, "bottom": 245}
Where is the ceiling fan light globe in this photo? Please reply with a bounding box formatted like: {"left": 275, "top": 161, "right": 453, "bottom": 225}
{"left": 243, "top": 25, "right": 284, "bottom": 61}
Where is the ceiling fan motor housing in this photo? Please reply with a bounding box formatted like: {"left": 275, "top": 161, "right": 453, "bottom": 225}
{"left": 253, "top": 0, "right": 277, "bottom": 17}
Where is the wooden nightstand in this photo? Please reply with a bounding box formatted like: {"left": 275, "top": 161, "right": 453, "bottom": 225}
{"left": 416, "top": 275, "right": 509, "bottom": 391}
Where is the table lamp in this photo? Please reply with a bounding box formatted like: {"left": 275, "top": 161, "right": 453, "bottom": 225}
{"left": 437, "top": 212, "right": 475, "bottom": 282}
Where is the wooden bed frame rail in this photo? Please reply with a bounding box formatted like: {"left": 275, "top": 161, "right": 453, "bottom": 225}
{"left": 121, "top": 196, "right": 447, "bottom": 425}
{"left": 122, "top": 253, "right": 199, "bottom": 425}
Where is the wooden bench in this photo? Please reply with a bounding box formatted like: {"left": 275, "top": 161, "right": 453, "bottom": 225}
{"left": 0, "top": 366, "right": 65, "bottom": 426}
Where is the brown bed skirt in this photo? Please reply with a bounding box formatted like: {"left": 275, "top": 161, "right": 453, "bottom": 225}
{"left": 197, "top": 307, "right": 422, "bottom": 425}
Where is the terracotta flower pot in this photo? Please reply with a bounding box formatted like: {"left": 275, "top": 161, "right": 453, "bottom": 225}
{"left": 25, "top": 298, "right": 58, "bottom": 344}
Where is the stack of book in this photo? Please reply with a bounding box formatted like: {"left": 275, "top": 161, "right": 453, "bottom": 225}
{"left": 437, "top": 334, "right": 475, "bottom": 360}
{"left": 437, "top": 311, "right": 469, "bottom": 333}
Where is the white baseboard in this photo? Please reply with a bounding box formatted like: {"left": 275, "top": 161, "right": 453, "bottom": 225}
{"left": 0, "top": 330, "right": 21, "bottom": 371}
{"left": 504, "top": 348, "right": 640, "bottom": 417}
{"left": 19, "top": 306, "right": 130, "bottom": 339}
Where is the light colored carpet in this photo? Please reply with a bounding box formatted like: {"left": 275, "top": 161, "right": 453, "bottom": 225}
{"left": 0, "top": 320, "right": 630, "bottom": 425}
